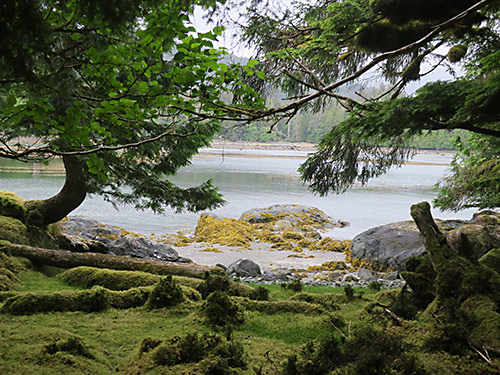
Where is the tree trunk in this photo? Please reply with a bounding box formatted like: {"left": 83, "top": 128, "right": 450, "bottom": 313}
{"left": 0, "top": 240, "right": 215, "bottom": 279}
{"left": 410, "top": 201, "right": 457, "bottom": 272}
{"left": 24, "top": 155, "right": 87, "bottom": 226}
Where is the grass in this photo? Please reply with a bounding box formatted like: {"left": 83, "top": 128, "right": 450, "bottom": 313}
{"left": 0, "top": 269, "right": 374, "bottom": 374}
{"left": 0, "top": 267, "right": 498, "bottom": 374}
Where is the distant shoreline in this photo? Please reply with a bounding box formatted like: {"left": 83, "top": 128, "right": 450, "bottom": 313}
{"left": 209, "top": 139, "right": 456, "bottom": 156}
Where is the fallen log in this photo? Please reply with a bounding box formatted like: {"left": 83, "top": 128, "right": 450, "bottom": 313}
{"left": 0, "top": 240, "right": 216, "bottom": 279}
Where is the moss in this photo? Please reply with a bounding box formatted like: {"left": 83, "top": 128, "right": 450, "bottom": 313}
{"left": 109, "top": 286, "right": 152, "bottom": 309}
{"left": 0, "top": 191, "right": 26, "bottom": 222}
{"left": 236, "top": 297, "right": 326, "bottom": 315}
{"left": 0, "top": 215, "right": 30, "bottom": 244}
{"left": 197, "top": 272, "right": 254, "bottom": 299}
{"left": 1, "top": 286, "right": 111, "bottom": 315}
{"left": 148, "top": 332, "right": 246, "bottom": 373}
{"left": 58, "top": 266, "right": 162, "bottom": 290}
{"left": 462, "top": 294, "right": 500, "bottom": 350}
{"left": 479, "top": 248, "right": 500, "bottom": 274}
{"left": 194, "top": 214, "right": 255, "bottom": 248}
{"left": 202, "top": 291, "right": 245, "bottom": 327}
{"left": 0, "top": 253, "right": 27, "bottom": 291}
{"left": 146, "top": 275, "right": 184, "bottom": 309}
{"left": 43, "top": 336, "right": 94, "bottom": 359}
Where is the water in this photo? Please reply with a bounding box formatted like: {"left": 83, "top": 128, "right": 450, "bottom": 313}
{"left": 0, "top": 149, "right": 477, "bottom": 240}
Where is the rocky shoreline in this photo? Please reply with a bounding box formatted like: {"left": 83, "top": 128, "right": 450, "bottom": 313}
{"left": 57, "top": 203, "right": 500, "bottom": 291}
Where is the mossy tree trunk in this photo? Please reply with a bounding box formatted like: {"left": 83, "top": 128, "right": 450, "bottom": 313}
{"left": 24, "top": 155, "right": 87, "bottom": 226}
{"left": 410, "top": 201, "right": 500, "bottom": 353}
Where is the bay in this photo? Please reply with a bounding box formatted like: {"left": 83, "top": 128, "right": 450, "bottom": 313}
{"left": 0, "top": 148, "right": 477, "bottom": 240}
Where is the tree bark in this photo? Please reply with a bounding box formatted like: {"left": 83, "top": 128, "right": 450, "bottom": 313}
{"left": 0, "top": 240, "right": 215, "bottom": 279}
{"left": 24, "top": 155, "right": 87, "bottom": 226}
{"left": 410, "top": 201, "right": 457, "bottom": 272}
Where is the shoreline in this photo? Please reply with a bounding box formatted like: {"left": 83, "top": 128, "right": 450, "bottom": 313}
{"left": 208, "top": 139, "right": 457, "bottom": 156}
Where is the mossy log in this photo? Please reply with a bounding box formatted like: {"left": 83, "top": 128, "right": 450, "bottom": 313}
{"left": 0, "top": 240, "right": 215, "bottom": 279}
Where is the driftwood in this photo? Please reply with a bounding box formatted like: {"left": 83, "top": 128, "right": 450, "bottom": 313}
{"left": 0, "top": 240, "right": 215, "bottom": 279}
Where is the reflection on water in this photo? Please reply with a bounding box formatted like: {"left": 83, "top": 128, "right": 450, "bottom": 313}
{"left": 0, "top": 150, "right": 475, "bottom": 239}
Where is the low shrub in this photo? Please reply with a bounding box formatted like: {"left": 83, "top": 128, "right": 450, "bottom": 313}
{"left": 43, "top": 336, "right": 94, "bottom": 359}
{"left": 249, "top": 286, "right": 269, "bottom": 301}
{"left": 146, "top": 275, "right": 184, "bottom": 309}
{"left": 281, "top": 279, "right": 303, "bottom": 292}
{"left": 197, "top": 272, "right": 253, "bottom": 299}
{"left": 150, "top": 332, "right": 246, "bottom": 373}
{"left": 202, "top": 291, "right": 245, "bottom": 327}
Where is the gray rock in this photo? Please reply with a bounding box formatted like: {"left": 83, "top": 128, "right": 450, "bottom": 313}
{"left": 351, "top": 221, "right": 426, "bottom": 271}
{"left": 60, "top": 216, "right": 122, "bottom": 243}
{"left": 106, "top": 234, "right": 180, "bottom": 261}
{"left": 239, "top": 204, "right": 343, "bottom": 231}
{"left": 351, "top": 218, "right": 472, "bottom": 271}
{"left": 447, "top": 224, "right": 500, "bottom": 260}
{"left": 357, "top": 268, "right": 379, "bottom": 282}
{"left": 60, "top": 216, "right": 188, "bottom": 262}
{"left": 227, "top": 259, "right": 261, "bottom": 278}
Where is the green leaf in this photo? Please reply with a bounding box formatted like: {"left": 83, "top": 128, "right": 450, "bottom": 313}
{"left": 7, "top": 95, "right": 16, "bottom": 106}
{"left": 247, "top": 59, "right": 259, "bottom": 68}
{"left": 256, "top": 71, "right": 266, "bottom": 80}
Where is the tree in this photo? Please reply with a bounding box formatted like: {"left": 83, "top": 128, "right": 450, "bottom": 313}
{"left": 235, "top": 0, "right": 500, "bottom": 208}
{"left": 0, "top": 0, "right": 265, "bottom": 227}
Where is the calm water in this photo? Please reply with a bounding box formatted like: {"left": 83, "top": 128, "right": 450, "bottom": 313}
{"left": 0, "top": 149, "right": 477, "bottom": 240}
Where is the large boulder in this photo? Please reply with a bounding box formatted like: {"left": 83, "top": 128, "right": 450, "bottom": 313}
{"left": 106, "top": 235, "right": 183, "bottom": 262}
{"left": 351, "top": 219, "right": 467, "bottom": 270}
{"left": 351, "top": 221, "right": 426, "bottom": 271}
{"left": 227, "top": 259, "right": 261, "bottom": 278}
{"left": 59, "top": 217, "right": 186, "bottom": 262}
{"left": 239, "top": 204, "right": 345, "bottom": 231}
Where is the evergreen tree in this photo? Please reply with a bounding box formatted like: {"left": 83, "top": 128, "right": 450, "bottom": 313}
{"left": 239, "top": 0, "right": 500, "bottom": 208}
{"left": 0, "top": 0, "right": 264, "bottom": 226}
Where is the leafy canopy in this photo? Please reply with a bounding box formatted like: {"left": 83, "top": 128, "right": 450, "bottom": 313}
{"left": 0, "top": 0, "right": 266, "bottom": 213}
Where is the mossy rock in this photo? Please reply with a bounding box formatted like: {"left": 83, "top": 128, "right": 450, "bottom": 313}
{"left": 0, "top": 191, "right": 26, "bottom": 222}
{"left": 462, "top": 294, "right": 500, "bottom": 350}
{"left": 194, "top": 214, "right": 255, "bottom": 248}
{"left": 0, "top": 215, "right": 30, "bottom": 244}
{"left": 479, "top": 248, "right": 500, "bottom": 274}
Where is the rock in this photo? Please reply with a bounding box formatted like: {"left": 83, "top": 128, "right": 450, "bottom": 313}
{"left": 59, "top": 216, "right": 122, "bottom": 243}
{"left": 447, "top": 224, "right": 500, "bottom": 260}
{"left": 59, "top": 216, "right": 189, "bottom": 262}
{"left": 479, "top": 248, "right": 500, "bottom": 274}
{"left": 273, "top": 220, "right": 294, "bottom": 232}
{"left": 106, "top": 234, "right": 182, "bottom": 262}
{"left": 56, "top": 233, "right": 108, "bottom": 254}
{"left": 240, "top": 204, "right": 343, "bottom": 231}
{"left": 215, "top": 263, "right": 227, "bottom": 271}
{"left": 227, "top": 259, "right": 261, "bottom": 278}
{"left": 357, "top": 268, "right": 379, "bottom": 282}
{"left": 261, "top": 268, "right": 297, "bottom": 283}
{"left": 351, "top": 221, "right": 426, "bottom": 271}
